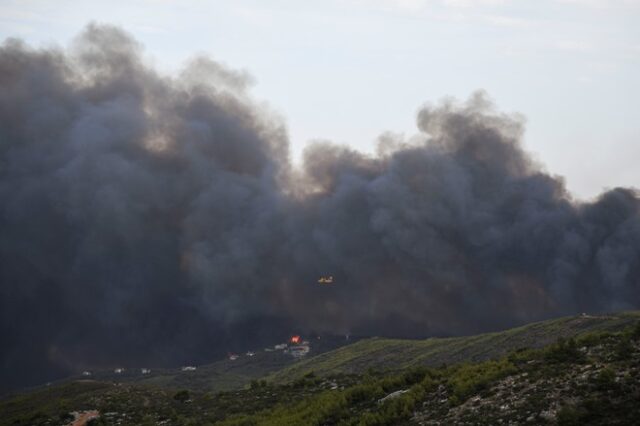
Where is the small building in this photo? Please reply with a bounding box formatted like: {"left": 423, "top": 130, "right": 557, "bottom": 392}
{"left": 114, "top": 368, "right": 125, "bottom": 374}
{"left": 274, "top": 343, "right": 287, "bottom": 350}
{"left": 181, "top": 366, "right": 197, "bottom": 371}
{"left": 289, "top": 344, "right": 310, "bottom": 358}
{"left": 141, "top": 368, "right": 151, "bottom": 374}
{"left": 246, "top": 351, "right": 255, "bottom": 357}
{"left": 229, "top": 354, "right": 239, "bottom": 361}
{"left": 82, "top": 371, "right": 92, "bottom": 376}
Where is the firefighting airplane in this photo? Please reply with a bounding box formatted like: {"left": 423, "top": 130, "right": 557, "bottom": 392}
{"left": 317, "top": 276, "right": 334, "bottom": 284}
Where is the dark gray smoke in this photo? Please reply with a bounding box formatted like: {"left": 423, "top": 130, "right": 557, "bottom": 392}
{"left": 1, "top": 25, "right": 638, "bottom": 391}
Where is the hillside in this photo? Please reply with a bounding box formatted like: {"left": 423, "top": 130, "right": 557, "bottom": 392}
{"left": 220, "top": 320, "right": 640, "bottom": 425}
{"left": 268, "top": 311, "right": 640, "bottom": 383}
{"left": 1, "top": 312, "right": 639, "bottom": 425}
{"left": 23, "top": 335, "right": 354, "bottom": 397}
{"left": 86, "top": 350, "right": 293, "bottom": 394}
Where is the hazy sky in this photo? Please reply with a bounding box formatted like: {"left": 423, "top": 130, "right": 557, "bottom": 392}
{"left": 1, "top": 0, "right": 638, "bottom": 199}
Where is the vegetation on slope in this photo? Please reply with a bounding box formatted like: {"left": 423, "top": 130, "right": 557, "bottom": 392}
{"left": 1, "top": 312, "right": 639, "bottom": 425}
{"left": 267, "top": 311, "right": 640, "bottom": 383}
{"left": 219, "top": 320, "right": 640, "bottom": 425}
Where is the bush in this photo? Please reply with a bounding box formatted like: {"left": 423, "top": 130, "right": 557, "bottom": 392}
{"left": 250, "top": 379, "right": 267, "bottom": 389}
{"left": 507, "top": 347, "right": 536, "bottom": 365}
{"left": 544, "top": 337, "right": 584, "bottom": 364}
{"left": 614, "top": 337, "right": 633, "bottom": 360}
{"left": 293, "top": 371, "right": 321, "bottom": 388}
{"left": 358, "top": 412, "right": 385, "bottom": 425}
{"left": 557, "top": 405, "right": 586, "bottom": 426}
{"left": 632, "top": 321, "right": 640, "bottom": 340}
{"left": 447, "top": 359, "right": 516, "bottom": 402}
{"left": 173, "top": 389, "right": 190, "bottom": 402}
{"left": 58, "top": 412, "right": 75, "bottom": 423}
{"left": 594, "top": 367, "right": 616, "bottom": 390}
{"left": 401, "top": 366, "right": 431, "bottom": 386}
{"left": 345, "top": 383, "right": 384, "bottom": 404}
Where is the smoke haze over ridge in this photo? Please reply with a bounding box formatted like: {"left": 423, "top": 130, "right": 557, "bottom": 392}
{"left": 1, "top": 24, "right": 639, "bottom": 391}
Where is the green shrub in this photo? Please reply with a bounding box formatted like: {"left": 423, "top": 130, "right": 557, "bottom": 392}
{"left": 594, "top": 367, "right": 616, "bottom": 390}
{"left": 345, "top": 383, "right": 384, "bottom": 404}
{"left": 249, "top": 379, "right": 268, "bottom": 389}
{"left": 447, "top": 359, "right": 516, "bottom": 402}
{"left": 544, "top": 337, "right": 585, "bottom": 364}
{"left": 577, "top": 331, "right": 609, "bottom": 347}
{"left": 557, "top": 405, "right": 586, "bottom": 426}
{"left": 401, "top": 366, "right": 431, "bottom": 386}
{"left": 632, "top": 321, "right": 640, "bottom": 340}
{"left": 173, "top": 389, "right": 190, "bottom": 402}
{"left": 507, "top": 347, "right": 536, "bottom": 364}
{"left": 357, "top": 412, "right": 385, "bottom": 425}
{"left": 614, "top": 337, "right": 633, "bottom": 360}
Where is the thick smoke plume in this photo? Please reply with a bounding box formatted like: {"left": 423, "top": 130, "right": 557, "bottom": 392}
{"left": 1, "top": 25, "right": 639, "bottom": 391}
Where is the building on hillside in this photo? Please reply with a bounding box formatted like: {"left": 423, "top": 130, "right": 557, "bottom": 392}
{"left": 181, "top": 366, "right": 197, "bottom": 371}
{"left": 289, "top": 343, "right": 310, "bottom": 358}
{"left": 141, "top": 368, "right": 151, "bottom": 374}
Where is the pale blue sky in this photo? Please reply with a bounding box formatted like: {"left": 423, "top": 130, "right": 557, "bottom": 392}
{"left": 1, "top": 0, "right": 639, "bottom": 199}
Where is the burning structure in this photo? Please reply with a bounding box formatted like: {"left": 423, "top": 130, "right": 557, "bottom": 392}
{"left": 287, "top": 335, "right": 311, "bottom": 358}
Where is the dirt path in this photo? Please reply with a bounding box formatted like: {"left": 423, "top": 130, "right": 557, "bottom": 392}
{"left": 68, "top": 410, "right": 99, "bottom": 426}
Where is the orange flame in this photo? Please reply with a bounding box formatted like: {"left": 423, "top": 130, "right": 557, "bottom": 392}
{"left": 290, "top": 335, "right": 301, "bottom": 344}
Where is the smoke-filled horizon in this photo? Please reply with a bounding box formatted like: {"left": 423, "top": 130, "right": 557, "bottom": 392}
{"left": 1, "top": 24, "right": 639, "bottom": 391}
